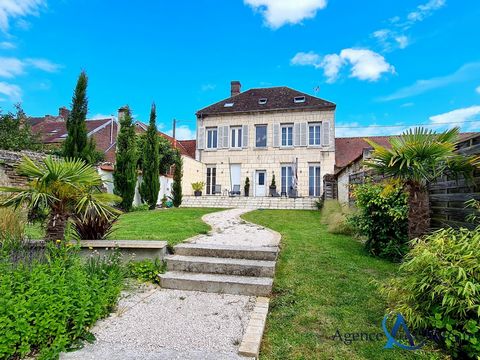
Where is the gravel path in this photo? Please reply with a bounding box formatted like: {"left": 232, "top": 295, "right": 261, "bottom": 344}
{"left": 191, "top": 208, "right": 280, "bottom": 247}
{"left": 61, "top": 209, "right": 269, "bottom": 359}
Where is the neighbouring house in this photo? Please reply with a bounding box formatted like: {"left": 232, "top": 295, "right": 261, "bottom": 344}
{"left": 195, "top": 81, "right": 336, "bottom": 197}
{"left": 28, "top": 107, "right": 118, "bottom": 163}
{"left": 334, "top": 132, "right": 480, "bottom": 204}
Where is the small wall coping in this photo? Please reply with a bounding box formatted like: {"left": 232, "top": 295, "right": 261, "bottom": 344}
{"left": 79, "top": 240, "right": 168, "bottom": 249}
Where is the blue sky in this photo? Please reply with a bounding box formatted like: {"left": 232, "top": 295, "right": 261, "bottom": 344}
{"left": 0, "top": 0, "right": 479, "bottom": 138}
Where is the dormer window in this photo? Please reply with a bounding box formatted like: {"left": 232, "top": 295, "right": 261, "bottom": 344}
{"left": 224, "top": 102, "right": 234, "bottom": 107}
{"left": 294, "top": 96, "right": 306, "bottom": 103}
{"left": 258, "top": 98, "right": 268, "bottom": 105}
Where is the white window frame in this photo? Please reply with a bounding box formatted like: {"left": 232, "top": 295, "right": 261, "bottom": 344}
{"left": 308, "top": 164, "right": 321, "bottom": 197}
{"left": 281, "top": 165, "right": 294, "bottom": 195}
{"left": 309, "top": 123, "right": 321, "bottom": 146}
{"left": 231, "top": 126, "right": 242, "bottom": 149}
{"left": 281, "top": 124, "right": 293, "bottom": 147}
{"left": 255, "top": 125, "right": 267, "bottom": 148}
{"left": 206, "top": 127, "right": 218, "bottom": 149}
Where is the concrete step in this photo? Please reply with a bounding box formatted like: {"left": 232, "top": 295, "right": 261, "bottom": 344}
{"left": 174, "top": 243, "right": 278, "bottom": 261}
{"left": 166, "top": 255, "right": 276, "bottom": 277}
{"left": 159, "top": 271, "right": 273, "bottom": 296}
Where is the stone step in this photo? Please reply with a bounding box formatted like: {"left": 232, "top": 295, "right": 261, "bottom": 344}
{"left": 174, "top": 243, "right": 278, "bottom": 261}
{"left": 166, "top": 255, "right": 276, "bottom": 277}
{"left": 159, "top": 271, "right": 273, "bottom": 296}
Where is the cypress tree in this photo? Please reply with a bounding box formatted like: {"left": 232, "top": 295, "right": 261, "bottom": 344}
{"left": 139, "top": 103, "right": 160, "bottom": 209}
{"left": 114, "top": 106, "right": 138, "bottom": 212}
{"left": 171, "top": 152, "right": 183, "bottom": 207}
{"left": 63, "top": 71, "right": 90, "bottom": 160}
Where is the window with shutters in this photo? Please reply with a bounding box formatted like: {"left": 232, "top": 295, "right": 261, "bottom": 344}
{"left": 281, "top": 124, "right": 293, "bottom": 147}
{"left": 206, "top": 127, "right": 217, "bottom": 149}
{"left": 309, "top": 123, "right": 321, "bottom": 146}
{"left": 255, "top": 125, "right": 267, "bottom": 148}
{"left": 231, "top": 126, "right": 242, "bottom": 148}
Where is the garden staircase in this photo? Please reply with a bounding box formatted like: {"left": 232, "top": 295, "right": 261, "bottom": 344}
{"left": 159, "top": 243, "right": 278, "bottom": 296}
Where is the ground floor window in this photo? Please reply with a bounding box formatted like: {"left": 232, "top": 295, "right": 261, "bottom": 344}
{"left": 281, "top": 166, "right": 294, "bottom": 195}
{"left": 206, "top": 166, "right": 216, "bottom": 195}
{"left": 309, "top": 165, "right": 321, "bottom": 196}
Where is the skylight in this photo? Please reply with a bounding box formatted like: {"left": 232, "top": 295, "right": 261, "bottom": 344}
{"left": 258, "top": 98, "right": 268, "bottom": 105}
{"left": 224, "top": 102, "right": 234, "bottom": 107}
{"left": 294, "top": 96, "right": 306, "bottom": 103}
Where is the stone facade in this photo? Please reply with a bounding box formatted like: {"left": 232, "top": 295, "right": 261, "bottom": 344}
{"left": 196, "top": 109, "right": 335, "bottom": 198}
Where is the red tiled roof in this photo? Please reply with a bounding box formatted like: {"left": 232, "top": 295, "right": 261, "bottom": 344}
{"left": 178, "top": 139, "right": 196, "bottom": 158}
{"left": 197, "top": 86, "right": 335, "bottom": 116}
{"left": 335, "top": 132, "right": 480, "bottom": 169}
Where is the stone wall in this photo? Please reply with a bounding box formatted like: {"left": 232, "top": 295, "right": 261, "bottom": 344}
{"left": 0, "top": 150, "right": 50, "bottom": 188}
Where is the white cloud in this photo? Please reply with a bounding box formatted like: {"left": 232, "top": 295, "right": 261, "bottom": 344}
{"left": 0, "top": 0, "right": 46, "bottom": 32}
{"left": 244, "top": 0, "right": 327, "bottom": 29}
{"left": 379, "top": 62, "right": 480, "bottom": 101}
{"left": 0, "top": 56, "right": 61, "bottom": 78}
{"left": 0, "top": 57, "right": 25, "bottom": 77}
{"left": 201, "top": 83, "right": 216, "bottom": 92}
{"left": 291, "top": 48, "right": 394, "bottom": 82}
{"left": 407, "top": 0, "right": 446, "bottom": 23}
{"left": 165, "top": 125, "right": 196, "bottom": 140}
{"left": 476, "top": 86, "right": 480, "bottom": 94}
{"left": 25, "top": 58, "right": 61, "bottom": 72}
{"left": 395, "top": 35, "right": 409, "bottom": 49}
{"left": 335, "top": 122, "right": 404, "bottom": 137}
{"left": 429, "top": 106, "right": 480, "bottom": 131}
{"left": 0, "top": 81, "right": 21, "bottom": 101}
{"left": 0, "top": 41, "right": 15, "bottom": 49}
{"left": 290, "top": 51, "right": 321, "bottom": 67}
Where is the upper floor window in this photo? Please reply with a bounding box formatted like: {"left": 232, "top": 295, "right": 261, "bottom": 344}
{"left": 207, "top": 127, "right": 218, "bottom": 149}
{"left": 281, "top": 125, "right": 293, "bottom": 147}
{"left": 309, "top": 123, "right": 321, "bottom": 146}
{"left": 255, "top": 125, "right": 267, "bottom": 148}
{"left": 231, "top": 126, "right": 242, "bottom": 148}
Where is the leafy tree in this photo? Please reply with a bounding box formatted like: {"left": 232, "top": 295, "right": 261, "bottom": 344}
{"left": 139, "top": 103, "right": 160, "bottom": 209}
{"left": 0, "top": 156, "right": 121, "bottom": 241}
{"left": 114, "top": 106, "right": 138, "bottom": 212}
{"left": 0, "top": 105, "right": 41, "bottom": 151}
{"left": 364, "top": 127, "right": 478, "bottom": 239}
{"left": 171, "top": 152, "right": 183, "bottom": 207}
{"left": 63, "top": 71, "right": 100, "bottom": 163}
{"left": 158, "top": 136, "right": 177, "bottom": 175}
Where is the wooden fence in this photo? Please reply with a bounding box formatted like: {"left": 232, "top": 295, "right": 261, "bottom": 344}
{"left": 429, "top": 133, "right": 480, "bottom": 229}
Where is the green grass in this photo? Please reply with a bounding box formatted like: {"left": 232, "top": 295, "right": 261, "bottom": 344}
{"left": 25, "top": 208, "right": 221, "bottom": 246}
{"left": 242, "top": 210, "right": 445, "bottom": 360}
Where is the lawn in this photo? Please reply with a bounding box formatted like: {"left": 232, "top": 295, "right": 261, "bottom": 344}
{"left": 26, "top": 208, "right": 221, "bottom": 246}
{"left": 242, "top": 210, "right": 445, "bottom": 360}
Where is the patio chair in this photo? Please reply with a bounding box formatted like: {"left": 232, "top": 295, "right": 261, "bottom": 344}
{"left": 229, "top": 184, "right": 241, "bottom": 196}
{"left": 213, "top": 184, "right": 221, "bottom": 195}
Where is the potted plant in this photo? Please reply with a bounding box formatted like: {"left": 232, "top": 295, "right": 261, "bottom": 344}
{"left": 269, "top": 174, "right": 277, "bottom": 197}
{"left": 191, "top": 181, "right": 204, "bottom": 196}
{"left": 244, "top": 177, "right": 250, "bottom": 197}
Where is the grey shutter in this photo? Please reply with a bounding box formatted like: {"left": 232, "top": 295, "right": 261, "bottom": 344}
{"left": 322, "top": 121, "right": 330, "bottom": 146}
{"left": 197, "top": 127, "right": 205, "bottom": 149}
{"left": 294, "top": 123, "right": 301, "bottom": 147}
{"left": 300, "top": 123, "right": 307, "bottom": 146}
{"left": 217, "top": 126, "right": 223, "bottom": 148}
{"left": 273, "top": 123, "right": 280, "bottom": 148}
{"left": 224, "top": 125, "right": 230, "bottom": 148}
{"left": 242, "top": 124, "right": 249, "bottom": 148}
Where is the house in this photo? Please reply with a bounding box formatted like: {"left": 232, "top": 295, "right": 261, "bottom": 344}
{"left": 28, "top": 107, "right": 118, "bottom": 163}
{"left": 195, "top": 81, "right": 336, "bottom": 197}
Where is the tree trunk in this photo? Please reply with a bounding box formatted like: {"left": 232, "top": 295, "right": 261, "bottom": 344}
{"left": 45, "top": 211, "right": 69, "bottom": 242}
{"left": 407, "top": 183, "right": 431, "bottom": 239}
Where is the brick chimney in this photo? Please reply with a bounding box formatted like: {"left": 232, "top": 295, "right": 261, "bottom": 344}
{"left": 118, "top": 106, "right": 128, "bottom": 121}
{"left": 59, "top": 106, "right": 70, "bottom": 120}
{"left": 230, "top": 81, "right": 241, "bottom": 97}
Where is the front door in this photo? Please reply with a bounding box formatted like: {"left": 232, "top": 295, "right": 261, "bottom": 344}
{"left": 255, "top": 170, "right": 266, "bottom": 197}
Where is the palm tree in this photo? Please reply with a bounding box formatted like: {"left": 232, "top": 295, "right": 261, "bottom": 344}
{"left": 364, "top": 127, "right": 478, "bottom": 239}
{"left": 0, "top": 156, "right": 121, "bottom": 241}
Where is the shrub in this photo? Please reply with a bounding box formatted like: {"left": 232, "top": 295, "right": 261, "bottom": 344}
{"left": 348, "top": 180, "right": 408, "bottom": 261}
{"left": 0, "top": 243, "right": 124, "bottom": 359}
{"left": 191, "top": 182, "right": 205, "bottom": 192}
{"left": 0, "top": 207, "right": 25, "bottom": 244}
{"left": 131, "top": 204, "right": 149, "bottom": 212}
{"left": 71, "top": 211, "right": 118, "bottom": 240}
{"left": 320, "top": 200, "right": 354, "bottom": 235}
{"left": 126, "top": 258, "right": 165, "bottom": 283}
{"left": 380, "top": 227, "right": 480, "bottom": 359}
